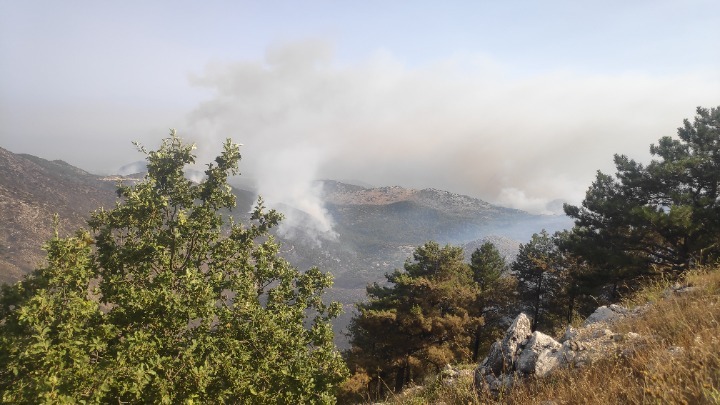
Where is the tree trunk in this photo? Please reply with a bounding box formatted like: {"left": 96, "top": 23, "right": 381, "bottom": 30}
{"left": 566, "top": 295, "right": 575, "bottom": 324}
{"left": 394, "top": 365, "right": 406, "bottom": 393}
{"left": 472, "top": 325, "right": 482, "bottom": 361}
{"left": 532, "top": 274, "right": 543, "bottom": 331}
{"left": 611, "top": 280, "right": 618, "bottom": 301}
{"left": 405, "top": 361, "right": 411, "bottom": 387}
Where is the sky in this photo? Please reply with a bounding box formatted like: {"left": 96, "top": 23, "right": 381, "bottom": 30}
{"left": 1, "top": 0, "right": 719, "bottom": 221}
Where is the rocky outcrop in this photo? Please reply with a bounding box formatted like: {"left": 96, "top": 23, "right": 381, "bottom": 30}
{"left": 516, "top": 332, "right": 563, "bottom": 377}
{"left": 489, "top": 313, "right": 532, "bottom": 374}
{"left": 582, "top": 303, "right": 628, "bottom": 326}
{"left": 475, "top": 305, "right": 647, "bottom": 397}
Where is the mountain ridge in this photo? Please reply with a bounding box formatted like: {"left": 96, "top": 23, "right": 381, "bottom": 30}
{"left": 0, "top": 148, "right": 572, "bottom": 347}
{"left": 0, "top": 148, "right": 572, "bottom": 285}
{"left": 320, "top": 179, "right": 518, "bottom": 216}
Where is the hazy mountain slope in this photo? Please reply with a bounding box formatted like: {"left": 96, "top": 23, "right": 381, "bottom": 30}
{"left": 0, "top": 151, "right": 572, "bottom": 348}
{"left": 0, "top": 147, "right": 118, "bottom": 283}
{"left": 276, "top": 181, "right": 573, "bottom": 288}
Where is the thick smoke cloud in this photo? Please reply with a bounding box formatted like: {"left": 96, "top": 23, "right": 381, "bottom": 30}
{"left": 186, "top": 40, "right": 719, "bottom": 226}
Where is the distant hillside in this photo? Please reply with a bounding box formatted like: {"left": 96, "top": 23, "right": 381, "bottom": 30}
{"left": 462, "top": 235, "right": 522, "bottom": 264}
{"left": 272, "top": 180, "right": 570, "bottom": 292}
{"left": 0, "top": 147, "right": 118, "bottom": 283}
{"left": 0, "top": 151, "right": 572, "bottom": 348}
{"left": 267, "top": 181, "right": 572, "bottom": 347}
{"left": 321, "top": 180, "right": 570, "bottom": 244}
{"left": 0, "top": 148, "right": 259, "bottom": 285}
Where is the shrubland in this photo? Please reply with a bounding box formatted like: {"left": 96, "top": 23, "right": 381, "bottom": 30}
{"left": 380, "top": 267, "right": 720, "bottom": 404}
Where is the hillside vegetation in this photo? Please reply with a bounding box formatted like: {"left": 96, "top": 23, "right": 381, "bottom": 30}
{"left": 0, "top": 106, "right": 718, "bottom": 403}
{"left": 340, "top": 106, "right": 720, "bottom": 402}
{"left": 381, "top": 267, "right": 720, "bottom": 404}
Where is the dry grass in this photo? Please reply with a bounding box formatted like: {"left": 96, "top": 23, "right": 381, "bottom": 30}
{"left": 386, "top": 268, "right": 720, "bottom": 405}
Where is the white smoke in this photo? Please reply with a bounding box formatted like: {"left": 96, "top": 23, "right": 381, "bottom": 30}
{"left": 117, "top": 160, "right": 147, "bottom": 176}
{"left": 183, "top": 168, "right": 206, "bottom": 184}
{"left": 185, "top": 40, "right": 719, "bottom": 220}
{"left": 252, "top": 146, "right": 338, "bottom": 245}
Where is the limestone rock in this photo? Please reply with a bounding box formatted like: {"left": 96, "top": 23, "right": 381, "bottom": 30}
{"left": 561, "top": 325, "right": 577, "bottom": 342}
{"left": 475, "top": 312, "right": 532, "bottom": 395}
{"left": 475, "top": 302, "right": 647, "bottom": 398}
{"left": 500, "top": 312, "right": 533, "bottom": 370}
{"left": 516, "top": 331, "right": 564, "bottom": 377}
{"left": 664, "top": 283, "right": 699, "bottom": 297}
{"left": 481, "top": 341, "right": 504, "bottom": 375}
{"left": 583, "top": 304, "right": 628, "bottom": 326}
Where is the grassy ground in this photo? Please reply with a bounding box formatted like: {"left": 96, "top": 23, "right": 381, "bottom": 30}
{"left": 382, "top": 267, "right": 720, "bottom": 404}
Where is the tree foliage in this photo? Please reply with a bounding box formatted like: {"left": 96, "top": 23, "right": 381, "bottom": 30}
{"left": 343, "top": 242, "right": 480, "bottom": 400}
{"left": 512, "top": 230, "right": 563, "bottom": 331}
{"left": 511, "top": 230, "right": 600, "bottom": 333}
{"left": 470, "top": 242, "right": 505, "bottom": 293}
{"left": 565, "top": 106, "right": 720, "bottom": 293}
{"left": 469, "top": 242, "right": 515, "bottom": 360}
{"left": 0, "top": 132, "right": 347, "bottom": 403}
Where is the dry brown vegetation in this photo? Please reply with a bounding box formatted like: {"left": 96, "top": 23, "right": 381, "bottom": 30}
{"left": 381, "top": 267, "right": 720, "bottom": 405}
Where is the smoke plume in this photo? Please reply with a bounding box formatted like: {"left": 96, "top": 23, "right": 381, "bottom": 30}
{"left": 184, "top": 40, "right": 719, "bottom": 233}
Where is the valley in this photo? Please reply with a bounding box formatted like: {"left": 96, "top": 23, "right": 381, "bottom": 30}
{"left": 0, "top": 146, "right": 572, "bottom": 347}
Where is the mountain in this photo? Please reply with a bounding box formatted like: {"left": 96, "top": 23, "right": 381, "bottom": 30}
{"left": 0, "top": 148, "right": 122, "bottom": 283}
{"left": 321, "top": 180, "right": 570, "bottom": 245}
{"left": 0, "top": 150, "right": 572, "bottom": 347}
{"left": 462, "top": 235, "right": 523, "bottom": 263}
{"left": 265, "top": 181, "right": 572, "bottom": 347}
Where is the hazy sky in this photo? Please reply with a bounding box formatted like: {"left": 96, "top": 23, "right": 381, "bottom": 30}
{"left": 1, "top": 0, "right": 719, "bottom": 215}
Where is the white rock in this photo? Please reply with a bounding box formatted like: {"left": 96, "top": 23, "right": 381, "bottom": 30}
{"left": 584, "top": 305, "right": 628, "bottom": 326}
{"left": 516, "top": 331, "right": 565, "bottom": 377}
{"left": 475, "top": 312, "right": 532, "bottom": 395}
{"left": 501, "top": 312, "right": 533, "bottom": 368}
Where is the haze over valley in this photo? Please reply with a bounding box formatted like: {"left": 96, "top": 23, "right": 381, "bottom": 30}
{"left": 0, "top": 146, "right": 575, "bottom": 347}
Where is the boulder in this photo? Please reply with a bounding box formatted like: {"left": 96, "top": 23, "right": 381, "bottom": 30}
{"left": 475, "top": 304, "right": 646, "bottom": 398}
{"left": 664, "top": 283, "right": 699, "bottom": 297}
{"left": 583, "top": 304, "right": 628, "bottom": 326}
{"left": 500, "top": 312, "right": 533, "bottom": 370}
{"left": 475, "top": 312, "right": 532, "bottom": 395}
{"left": 516, "top": 331, "right": 564, "bottom": 377}
{"left": 481, "top": 341, "right": 504, "bottom": 375}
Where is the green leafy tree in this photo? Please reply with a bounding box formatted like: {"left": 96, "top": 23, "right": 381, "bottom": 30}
{"left": 0, "top": 132, "right": 347, "bottom": 404}
{"left": 343, "top": 242, "right": 479, "bottom": 400}
{"left": 565, "top": 106, "right": 720, "bottom": 293}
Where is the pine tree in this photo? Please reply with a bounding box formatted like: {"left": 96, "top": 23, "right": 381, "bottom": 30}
{"left": 470, "top": 242, "right": 505, "bottom": 293}
{"left": 565, "top": 106, "right": 720, "bottom": 293}
{"left": 343, "top": 242, "right": 479, "bottom": 400}
{"left": 513, "top": 230, "right": 563, "bottom": 332}
{"left": 469, "top": 242, "right": 514, "bottom": 361}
